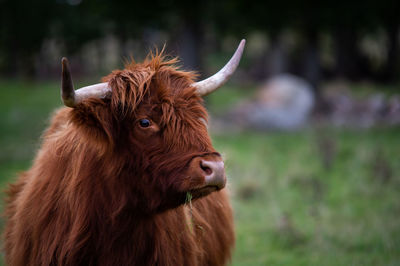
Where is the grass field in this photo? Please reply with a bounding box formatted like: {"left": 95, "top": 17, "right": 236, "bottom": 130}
{"left": 0, "top": 80, "right": 399, "bottom": 265}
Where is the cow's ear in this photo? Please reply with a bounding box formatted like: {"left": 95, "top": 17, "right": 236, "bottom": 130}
{"left": 70, "top": 99, "right": 119, "bottom": 148}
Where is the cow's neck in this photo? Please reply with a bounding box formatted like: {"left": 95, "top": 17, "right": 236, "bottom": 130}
{"left": 91, "top": 205, "right": 195, "bottom": 265}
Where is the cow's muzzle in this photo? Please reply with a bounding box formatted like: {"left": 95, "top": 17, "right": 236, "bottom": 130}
{"left": 186, "top": 155, "right": 226, "bottom": 199}
{"left": 200, "top": 160, "right": 226, "bottom": 189}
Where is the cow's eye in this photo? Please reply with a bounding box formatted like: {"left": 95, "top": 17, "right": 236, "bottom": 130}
{"left": 139, "top": 119, "right": 151, "bottom": 128}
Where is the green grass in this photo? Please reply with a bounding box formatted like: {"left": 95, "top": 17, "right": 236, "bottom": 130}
{"left": 0, "top": 80, "right": 60, "bottom": 178}
{"left": 213, "top": 129, "right": 400, "bottom": 265}
{"left": 1, "top": 80, "right": 400, "bottom": 265}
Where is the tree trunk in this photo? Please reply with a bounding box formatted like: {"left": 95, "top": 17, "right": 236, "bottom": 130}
{"left": 381, "top": 23, "right": 400, "bottom": 82}
{"left": 169, "top": 19, "right": 204, "bottom": 76}
{"left": 333, "top": 29, "right": 370, "bottom": 80}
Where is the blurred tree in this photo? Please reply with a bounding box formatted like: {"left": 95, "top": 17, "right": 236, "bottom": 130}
{"left": 376, "top": 0, "right": 400, "bottom": 82}
{"left": 52, "top": 0, "right": 107, "bottom": 54}
{"left": 0, "top": 0, "right": 399, "bottom": 86}
{"left": 103, "top": 0, "right": 169, "bottom": 51}
{"left": 165, "top": 0, "right": 209, "bottom": 72}
{"left": 0, "top": 0, "right": 56, "bottom": 77}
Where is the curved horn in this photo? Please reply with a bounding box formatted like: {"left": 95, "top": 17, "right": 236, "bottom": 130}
{"left": 193, "top": 39, "right": 246, "bottom": 96}
{"left": 61, "top": 57, "right": 76, "bottom": 107}
{"left": 61, "top": 57, "right": 111, "bottom": 108}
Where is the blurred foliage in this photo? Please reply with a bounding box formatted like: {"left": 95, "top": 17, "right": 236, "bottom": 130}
{"left": 0, "top": 81, "right": 399, "bottom": 265}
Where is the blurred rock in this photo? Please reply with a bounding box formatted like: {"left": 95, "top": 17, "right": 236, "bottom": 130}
{"left": 231, "top": 74, "right": 315, "bottom": 130}
{"left": 321, "top": 83, "right": 400, "bottom": 128}
{"left": 215, "top": 79, "right": 400, "bottom": 133}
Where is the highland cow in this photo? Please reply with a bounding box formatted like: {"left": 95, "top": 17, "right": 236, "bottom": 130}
{"left": 3, "top": 40, "right": 245, "bottom": 265}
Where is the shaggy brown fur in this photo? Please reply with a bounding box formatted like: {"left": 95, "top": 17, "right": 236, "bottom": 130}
{"left": 3, "top": 53, "right": 234, "bottom": 265}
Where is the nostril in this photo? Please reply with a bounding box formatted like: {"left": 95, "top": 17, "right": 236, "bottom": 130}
{"left": 200, "top": 161, "right": 213, "bottom": 175}
{"left": 197, "top": 159, "right": 226, "bottom": 189}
